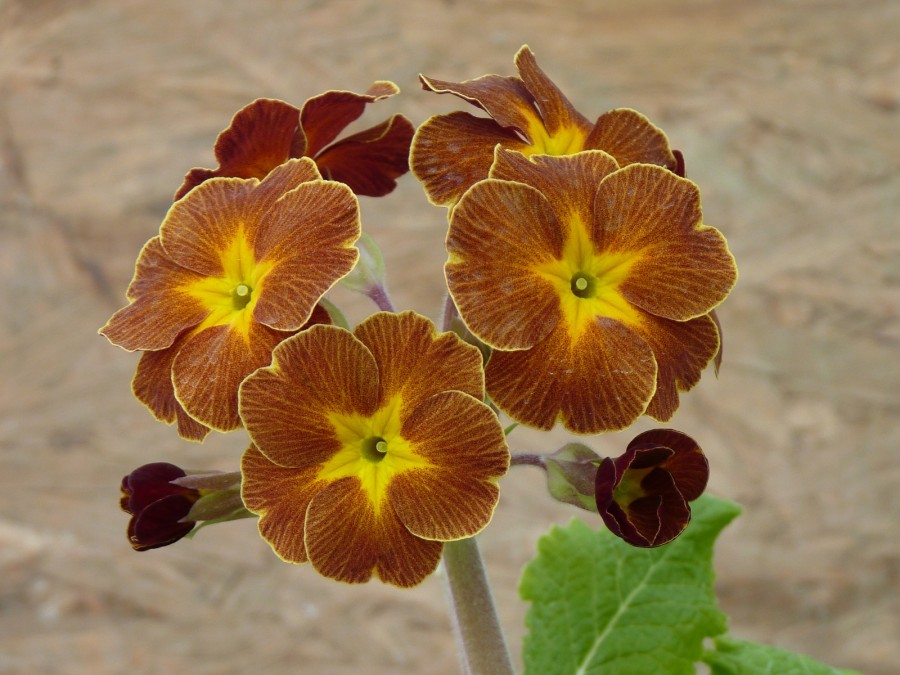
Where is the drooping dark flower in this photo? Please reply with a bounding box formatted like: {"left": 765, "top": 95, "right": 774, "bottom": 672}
{"left": 595, "top": 429, "right": 709, "bottom": 547}
{"left": 120, "top": 462, "right": 201, "bottom": 551}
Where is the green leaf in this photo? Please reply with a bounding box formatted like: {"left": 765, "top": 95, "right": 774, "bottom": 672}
{"left": 520, "top": 494, "right": 740, "bottom": 675}
{"left": 703, "top": 637, "right": 862, "bottom": 675}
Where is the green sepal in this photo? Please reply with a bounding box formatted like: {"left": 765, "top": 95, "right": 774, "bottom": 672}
{"left": 545, "top": 442, "right": 601, "bottom": 512}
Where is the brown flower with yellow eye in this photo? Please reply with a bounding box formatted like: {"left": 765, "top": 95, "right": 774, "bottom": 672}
{"left": 446, "top": 148, "right": 737, "bottom": 434}
{"left": 101, "top": 158, "right": 359, "bottom": 440}
{"left": 239, "top": 311, "right": 509, "bottom": 588}
{"left": 176, "top": 83, "right": 414, "bottom": 200}
{"left": 595, "top": 429, "right": 709, "bottom": 547}
{"left": 412, "top": 45, "right": 677, "bottom": 207}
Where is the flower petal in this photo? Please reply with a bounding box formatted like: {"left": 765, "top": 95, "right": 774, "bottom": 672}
{"left": 488, "top": 147, "right": 619, "bottom": 226}
{"left": 389, "top": 391, "right": 507, "bottom": 541}
{"left": 419, "top": 72, "right": 539, "bottom": 137}
{"left": 132, "top": 334, "right": 211, "bottom": 442}
{"left": 100, "top": 237, "right": 208, "bottom": 351}
{"left": 174, "top": 98, "right": 302, "bottom": 200}
{"left": 513, "top": 45, "right": 592, "bottom": 137}
{"left": 252, "top": 180, "right": 360, "bottom": 331}
{"left": 128, "top": 494, "right": 197, "bottom": 551}
{"left": 299, "top": 82, "right": 400, "bottom": 158}
{"left": 636, "top": 313, "right": 720, "bottom": 422}
{"left": 161, "top": 159, "right": 321, "bottom": 277}
{"left": 239, "top": 325, "right": 380, "bottom": 468}
{"left": 585, "top": 108, "right": 677, "bottom": 170}
{"left": 411, "top": 111, "right": 527, "bottom": 206}
{"left": 352, "top": 312, "right": 484, "bottom": 414}
{"left": 172, "top": 321, "right": 294, "bottom": 432}
{"left": 304, "top": 476, "right": 443, "bottom": 587}
{"left": 446, "top": 179, "right": 564, "bottom": 349}
{"left": 485, "top": 318, "right": 657, "bottom": 434}
{"left": 629, "top": 429, "right": 709, "bottom": 501}
{"left": 241, "top": 444, "right": 324, "bottom": 564}
{"left": 314, "top": 114, "right": 414, "bottom": 197}
{"left": 594, "top": 164, "right": 737, "bottom": 320}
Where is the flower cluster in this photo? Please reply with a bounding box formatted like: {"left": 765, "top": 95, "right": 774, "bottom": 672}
{"left": 104, "top": 46, "right": 738, "bottom": 585}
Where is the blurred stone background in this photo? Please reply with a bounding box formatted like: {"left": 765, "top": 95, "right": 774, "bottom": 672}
{"left": 1, "top": 0, "right": 898, "bottom": 673}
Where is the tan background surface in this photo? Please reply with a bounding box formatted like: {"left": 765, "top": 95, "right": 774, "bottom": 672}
{"left": 1, "top": 0, "right": 898, "bottom": 673}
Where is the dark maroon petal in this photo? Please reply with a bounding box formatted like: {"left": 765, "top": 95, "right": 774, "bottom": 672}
{"left": 120, "top": 462, "right": 190, "bottom": 515}
{"left": 626, "top": 446, "right": 674, "bottom": 471}
{"left": 594, "top": 456, "right": 618, "bottom": 513}
{"left": 128, "top": 494, "right": 197, "bottom": 551}
{"left": 314, "top": 114, "right": 414, "bottom": 197}
{"left": 628, "top": 428, "right": 709, "bottom": 501}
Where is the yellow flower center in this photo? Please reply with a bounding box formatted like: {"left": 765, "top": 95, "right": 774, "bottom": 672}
{"left": 522, "top": 121, "right": 588, "bottom": 157}
{"left": 537, "top": 214, "right": 642, "bottom": 338}
{"left": 319, "top": 396, "right": 433, "bottom": 513}
{"left": 181, "top": 226, "right": 274, "bottom": 338}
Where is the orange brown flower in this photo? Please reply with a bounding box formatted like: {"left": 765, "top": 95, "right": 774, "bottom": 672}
{"left": 412, "top": 45, "right": 677, "bottom": 207}
{"left": 446, "top": 148, "right": 737, "bottom": 434}
{"left": 101, "top": 158, "right": 359, "bottom": 440}
{"left": 239, "top": 311, "right": 509, "bottom": 588}
{"left": 176, "top": 83, "right": 414, "bottom": 200}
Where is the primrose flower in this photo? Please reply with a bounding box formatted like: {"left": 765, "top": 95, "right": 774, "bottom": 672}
{"left": 239, "top": 311, "right": 509, "bottom": 588}
{"left": 446, "top": 148, "right": 737, "bottom": 434}
{"left": 175, "top": 83, "right": 414, "bottom": 200}
{"left": 120, "top": 462, "right": 201, "bottom": 551}
{"left": 101, "top": 158, "right": 359, "bottom": 440}
{"left": 595, "top": 429, "right": 709, "bottom": 547}
{"left": 412, "top": 45, "right": 677, "bottom": 207}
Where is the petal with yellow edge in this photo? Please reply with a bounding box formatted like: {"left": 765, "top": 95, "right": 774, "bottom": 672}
{"left": 304, "top": 477, "right": 444, "bottom": 587}
{"left": 593, "top": 164, "right": 738, "bottom": 321}
{"left": 488, "top": 148, "right": 619, "bottom": 227}
{"left": 411, "top": 111, "right": 528, "bottom": 207}
{"left": 446, "top": 179, "right": 564, "bottom": 350}
{"left": 512, "top": 45, "right": 592, "bottom": 143}
{"left": 419, "top": 73, "right": 539, "bottom": 138}
{"left": 100, "top": 237, "right": 209, "bottom": 352}
{"left": 237, "top": 311, "right": 508, "bottom": 587}
{"left": 486, "top": 318, "right": 657, "bottom": 434}
{"left": 390, "top": 390, "right": 508, "bottom": 541}
{"left": 132, "top": 331, "right": 211, "bottom": 442}
{"left": 240, "top": 324, "right": 380, "bottom": 468}
{"left": 352, "top": 311, "right": 484, "bottom": 415}
{"left": 638, "top": 313, "right": 720, "bottom": 422}
{"left": 241, "top": 445, "right": 324, "bottom": 564}
{"left": 252, "top": 180, "right": 361, "bottom": 331}
{"left": 585, "top": 108, "right": 677, "bottom": 170}
{"left": 161, "top": 159, "right": 321, "bottom": 278}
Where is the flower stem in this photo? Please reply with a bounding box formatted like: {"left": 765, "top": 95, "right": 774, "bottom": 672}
{"left": 509, "top": 452, "right": 547, "bottom": 470}
{"left": 366, "top": 282, "right": 396, "bottom": 313}
{"left": 442, "top": 537, "right": 515, "bottom": 675}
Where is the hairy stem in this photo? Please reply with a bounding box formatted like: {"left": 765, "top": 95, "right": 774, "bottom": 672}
{"left": 442, "top": 537, "right": 516, "bottom": 675}
{"left": 366, "top": 282, "right": 396, "bottom": 313}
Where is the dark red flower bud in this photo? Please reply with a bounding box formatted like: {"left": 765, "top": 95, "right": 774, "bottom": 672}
{"left": 595, "top": 429, "right": 709, "bottom": 548}
{"left": 120, "top": 462, "right": 201, "bottom": 551}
